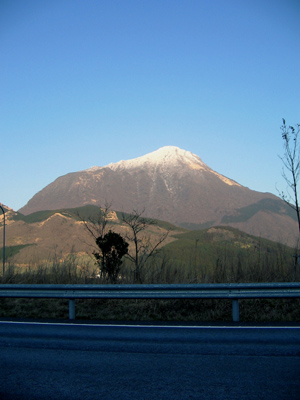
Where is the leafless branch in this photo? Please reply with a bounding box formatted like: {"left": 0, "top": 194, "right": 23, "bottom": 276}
{"left": 278, "top": 119, "right": 300, "bottom": 234}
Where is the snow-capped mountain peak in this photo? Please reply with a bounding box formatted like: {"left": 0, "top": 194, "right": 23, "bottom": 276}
{"left": 87, "top": 146, "right": 240, "bottom": 187}
{"left": 106, "top": 146, "right": 206, "bottom": 171}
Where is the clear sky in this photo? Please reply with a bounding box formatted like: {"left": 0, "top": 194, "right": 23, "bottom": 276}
{"left": 1, "top": 0, "right": 299, "bottom": 211}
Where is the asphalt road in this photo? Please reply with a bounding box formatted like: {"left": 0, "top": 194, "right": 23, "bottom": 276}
{"left": 0, "top": 321, "right": 299, "bottom": 400}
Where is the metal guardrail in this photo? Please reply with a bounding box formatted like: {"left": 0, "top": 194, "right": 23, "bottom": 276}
{"left": 0, "top": 282, "right": 300, "bottom": 322}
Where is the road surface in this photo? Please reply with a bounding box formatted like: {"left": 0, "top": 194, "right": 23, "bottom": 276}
{"left": 0, "top": 321, "right": 299, "bottom": 399}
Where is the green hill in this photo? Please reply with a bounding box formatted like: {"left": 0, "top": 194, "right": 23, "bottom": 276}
{"left": 13, "top": 205, "right": 184, "bottom": 232}
{"left": 220, "top": 198, "right": 297, "bottom": 224}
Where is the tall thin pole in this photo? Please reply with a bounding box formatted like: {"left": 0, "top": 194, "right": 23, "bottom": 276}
{"left": 0, "top": 205, "right": 5, "bottom": 276}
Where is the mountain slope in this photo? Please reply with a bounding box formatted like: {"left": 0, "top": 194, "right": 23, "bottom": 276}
{"left": 1, "top": 205, "right": 183, "bottom": 264}
{"left": 18, "top": 146, "right": 298, "bottom": 245}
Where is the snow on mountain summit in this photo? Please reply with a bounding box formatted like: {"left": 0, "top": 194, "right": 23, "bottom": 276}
{"left": 106, "top": 146, "right": 207, "bottom": 171}
{"left": 86, "top": 146, "right": 240, "bottom": 187}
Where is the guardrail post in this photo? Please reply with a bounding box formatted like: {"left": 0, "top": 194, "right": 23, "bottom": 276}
{"left": 232, "top": 299, "right": 239, "bottom": 322}
{"left": 69, "top": 299, "right": 75, "bottom": 320}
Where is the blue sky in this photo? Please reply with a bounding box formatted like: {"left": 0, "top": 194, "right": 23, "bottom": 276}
{"left": 1, "top": 0, "right": 299, "bottom": 211}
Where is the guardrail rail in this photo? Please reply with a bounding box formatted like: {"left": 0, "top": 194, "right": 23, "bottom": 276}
{"left": 0, "top": 282, "right": 300, "bottom": 322}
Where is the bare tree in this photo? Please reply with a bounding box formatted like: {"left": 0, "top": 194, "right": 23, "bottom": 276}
{"left": 278, "top": 118, "right": 300, "bottom": 234}
{"left": 121, "top": 209, "right": 170, "bottom": 283}
{"left": 77, "top": 202, "right": 130, "bottom": 280}
{"left": 76, "top": 202, "right": 115, "bottom": 256}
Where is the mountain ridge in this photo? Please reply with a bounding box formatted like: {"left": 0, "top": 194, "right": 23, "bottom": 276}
{"left": 18, "top": 146, "right": 298, "bottom": 246}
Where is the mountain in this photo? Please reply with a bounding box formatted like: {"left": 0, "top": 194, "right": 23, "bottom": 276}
{"left": 18, "top": 146, "right": 298, "bottom": 246}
